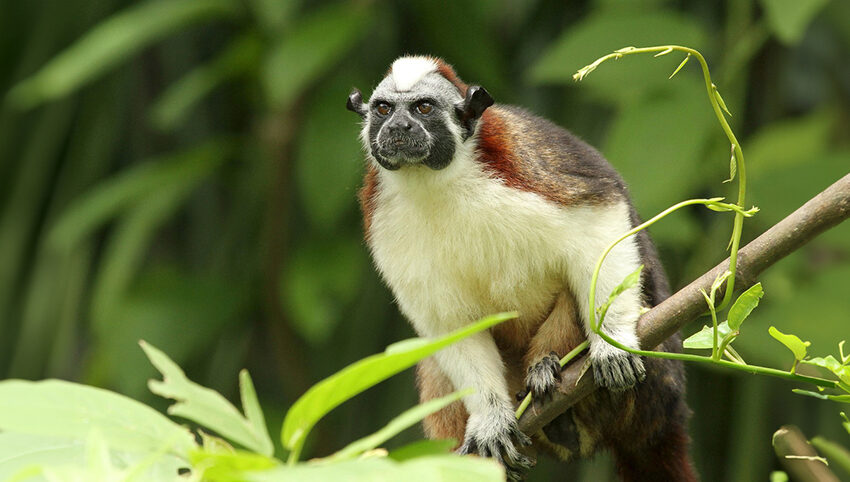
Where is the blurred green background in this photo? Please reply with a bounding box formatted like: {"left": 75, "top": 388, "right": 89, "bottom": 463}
{"left": 1, "top": 0, "right": 848, "bottom": 480}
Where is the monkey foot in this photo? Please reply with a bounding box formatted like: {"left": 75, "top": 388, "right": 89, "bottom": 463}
{"left": 458, "top": 410, "right": 535, "bottom": 481}
{"left": 591, "top": 350, "right": 646, "bottom": 391}
{"left": 520, "top": 351, "right": 562, "bottom": 402}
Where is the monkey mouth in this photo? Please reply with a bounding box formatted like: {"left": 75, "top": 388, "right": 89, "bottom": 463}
{"left": 376, "top": 136, "right": 429, "bottom": 163}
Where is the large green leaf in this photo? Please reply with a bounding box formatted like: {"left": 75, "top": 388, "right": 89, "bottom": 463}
{"left": 142, "top": 342, "right": 274, "bottom": 456}
{"left": 281, "top": 313, "right": 517, "bottom": 457}
{"left": 247, "top": 455, "right": 504, "bottom": 482}
{"left": 387, "top": 440, "right": 456, "bottom": 462}
{"left": 327, "top": 389, "right": 471, "bottom": 462}
{"left": 0, "top": 433, "right": 85, "bottom": 480}
{"left": 0, "top": 431, "right": 188, "bottom": 482}
{"left": 7, "top": 0, "right": 241, "bottom": 109}
{"left": 0, "top": 380, "right": 196, "bottom": 457}
{"left": 758, "top": 0, "right": 831, "bottom": 45}
{"left": 263, "top": 3, "right": 370, "bottom": 109}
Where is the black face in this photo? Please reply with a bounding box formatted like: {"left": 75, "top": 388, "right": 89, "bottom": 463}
{"left": 363, "top": 98, "right": 454, "bottom": 171}
{"left": 346, "top": 84, "right": 493, "bottom": 172}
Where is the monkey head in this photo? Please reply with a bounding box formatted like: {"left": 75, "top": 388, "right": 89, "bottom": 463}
{"left": 347, "top": 56, "right": 494, "bottom": 171}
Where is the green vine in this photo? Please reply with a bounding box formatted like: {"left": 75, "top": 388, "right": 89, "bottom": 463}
{"left": 516, "top": 45, "right": 845, "bottom": 418}
{"left": 579, "top": 45, "right": 842, "bottom": 391}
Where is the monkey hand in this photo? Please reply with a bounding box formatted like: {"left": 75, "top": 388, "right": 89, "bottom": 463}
{"left": 518, "top": 351, "right": 562, "bottom": 402}
{"left": 457, "top": 407, "right": 534, "bottom": 481}
{"left": 590, "top": 346, "right": 646, "bottom": 391}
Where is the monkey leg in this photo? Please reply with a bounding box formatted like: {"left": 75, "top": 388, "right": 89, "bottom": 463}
{"left": 416, "top": 356, "right": 469, "bottom": 445}
{"left": 521, "top": 290, "right": 586, "bottom": 400}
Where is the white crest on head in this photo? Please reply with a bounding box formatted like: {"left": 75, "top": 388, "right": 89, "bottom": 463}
{"left": 390, "top": 56, "right": 438, "bottom": 92}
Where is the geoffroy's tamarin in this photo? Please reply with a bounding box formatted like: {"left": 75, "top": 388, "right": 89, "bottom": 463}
{"left": 347, "top": 56, "right": 696, "bottom": 481}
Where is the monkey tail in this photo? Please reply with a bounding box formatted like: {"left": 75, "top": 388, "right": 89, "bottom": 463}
{"left": 611, "top": 422, "right": 697, "bottom": 482}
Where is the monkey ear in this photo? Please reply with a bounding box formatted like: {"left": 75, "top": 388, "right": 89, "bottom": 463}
{"left": 455, "top": 86, "right": 494, "bottom": 139}
{"left": 347, "top": 88, "right": 367, "bottom": 118}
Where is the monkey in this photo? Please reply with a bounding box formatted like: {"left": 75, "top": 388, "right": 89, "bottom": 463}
{"left": 347, "top": 56, "right": 696, "bottom": 481}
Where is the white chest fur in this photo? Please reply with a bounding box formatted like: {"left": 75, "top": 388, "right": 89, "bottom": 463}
{"left": 367, "top": 150, "right": 631, "bottom": 336}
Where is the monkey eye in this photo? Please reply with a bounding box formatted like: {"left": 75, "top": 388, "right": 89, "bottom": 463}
{"left": 416, "top": 102, "right": 433, "bottom": 115}
{"left": 375, "top": 103, "right": 392, "bottom": 116}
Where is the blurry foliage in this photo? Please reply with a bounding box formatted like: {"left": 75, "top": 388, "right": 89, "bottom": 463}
{"left": 1, "top": 0, "right": 849, "bottom": 480}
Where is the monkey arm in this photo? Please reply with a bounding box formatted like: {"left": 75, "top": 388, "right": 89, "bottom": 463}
{"left": 561, "top": 202, "right": 647, "bottom": 389}
{"left": 421, "top": 328, "right": 533, "bottom": 476}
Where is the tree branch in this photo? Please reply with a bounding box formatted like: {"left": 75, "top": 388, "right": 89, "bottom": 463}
{"left": 773, "top": 425, "right": 839, "bottom": 482}
{"left": 518, "top": 173, "right": 850, "bottom": 434}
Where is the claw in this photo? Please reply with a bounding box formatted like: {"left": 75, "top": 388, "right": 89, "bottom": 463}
{"left": 456, "top": 411, "right": 536, "bottom": 481}
{"left": 592, "top": 351, "right": 645, "bottom": 391}
{"left": 524, "top": 352, "right": 563, "bottom": 400}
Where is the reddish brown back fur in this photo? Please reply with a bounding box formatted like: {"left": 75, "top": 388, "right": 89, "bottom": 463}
{"left": 475, "top": 109, "right": 535, "bottom": 193}
{"left": 359, "top": 165, "right": 379, "bottom": 238}
{"left": 431, "top": 58, "right": 469, "bottom": 97}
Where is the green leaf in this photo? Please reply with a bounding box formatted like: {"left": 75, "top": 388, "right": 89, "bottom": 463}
{"left": 758, "top": 0, "right": 830, "bottom": 45}
{"left": 803, "top": 356, "right": 850, "bottom": 385}
{"left": 713, "top": 84, "right": 732, "bottom": 117}
{"left": 725, "top": 146, "right": 737, "bottom": 183}
{"left": 669, "top": 53, "right": 690, "bottom": 79}
{"left": 842, "top": 412, "right": 850, "bottom": 435}
{"left": 769, "top": 326, "right": 811, "bottom": 362}
{"left": 711, "top": 270, "right": 733, "bottom": 296}
{"left": 0, "top": 379, "right": 196, "bottom": 456}
{"left": 388, "top": 439, "right": 456, "bottom": 462}
{"left": 597, "top": 265, "right": 643, "bottom": 325}
{"left": 728, "top": 283, "right": 764, "bottom": 331}
{"left": 7, "top": 0, "right": 240, "bottom": 109}
{"left": 0, "top": 431, "right": 187, "bottom": 482}
{"left": 811, "top": 437, "right": 850, "bottom": 475}
{"left": 327, "top": 389, "right": 472, "bottom": 462}
{"left": 239, "top": 370, "right": 272, "bottom": 455}
{"left": 263, "top": 3, "right": 370, "bottom": 109}
{"left": 189, "top": 449, "right": 279, "bottom": 482}
{"left": 151, "top": 34, "right": 260, "bottom": 130}
{"left": 684, "top": 321, "right": 734, "bottom": 350}
{"left": 141, "top": 341, "right": 274, "bottom": 456}
{"left": 247, "top": 455, "right": 504, "bottom": 482}
{"left": 281, "top": 312, "right": 517, "bottom": 458}
{"left": 0, "top": 433, "right": 85, "bottom": 481}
